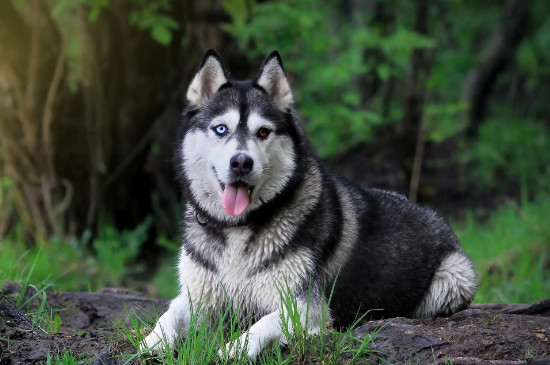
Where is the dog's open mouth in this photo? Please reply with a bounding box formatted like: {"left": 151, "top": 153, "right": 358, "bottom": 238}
{"left": 220, "top": 182, "right": 254, "bottom": 217}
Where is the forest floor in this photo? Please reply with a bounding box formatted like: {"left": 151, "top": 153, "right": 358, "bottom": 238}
{"left": 1, "top": 281, "right": 549, "bottom": 364}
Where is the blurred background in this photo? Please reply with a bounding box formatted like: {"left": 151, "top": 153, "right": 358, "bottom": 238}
{"left": 0, "top": 0, "right": 548, "bottom": 303}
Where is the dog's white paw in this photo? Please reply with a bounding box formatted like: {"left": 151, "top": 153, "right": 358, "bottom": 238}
{"left": 140, "top": 327, "right": 176, "bottom": 354}
{"left": 140, "top": 332, "right": 161, "bottom": 353}
{"left": 219, "top": 332, "right": 263, "bottom": 360}
{"left": 218, "top": 311, "right": 285, "bottom": 360}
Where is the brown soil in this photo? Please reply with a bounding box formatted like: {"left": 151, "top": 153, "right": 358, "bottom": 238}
{"left": 0, "top": 281, "right": 168, "bottom": 365}
{"left": 354, "top": 303, "right": 550, "bottom": 364}
{"left": 1, "top": 281, "right": 549, "bottom": 364}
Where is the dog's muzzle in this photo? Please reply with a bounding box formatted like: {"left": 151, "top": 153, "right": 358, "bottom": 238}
{"left": 222, "top": 153, "right": 254, "bottom": 217}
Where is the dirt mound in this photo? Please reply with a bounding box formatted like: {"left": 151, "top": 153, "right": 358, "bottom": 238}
{"left": 354, "top": 303, "right": 550, "bottom": 364}
{"left": 0, "top": 282, "right": 168, "bottom": 364}
{"left": 1, "top": 281, "right": 549, "bottom": 364}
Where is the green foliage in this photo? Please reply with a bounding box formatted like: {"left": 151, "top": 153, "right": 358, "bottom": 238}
{"left": 516, "top": 1, "right": 550, "bottom": 93}
{"left": 49, "top": 0, "right": 179, "bottom": 45}
{"left": 0, "top": 250, "right": 65, "bottom": 337}
{"left": 424, "top": 102, "right": 468, "bottom": 143}
{"left": 0, "top": 216, "right": 157, "bottom": 293}
{"left": 223, "top": 0, "right": 509, "bottom": 158}
{"left": 92, "top": 215, "right": 152, "bottom": 286}
{"left": 466, "top": 116, "right": 550, "bottom": 195}
{"left": 129, "top": 0, "right": 179, "bottom": 45}
{"left": 35, "top": 0, "right": 178, "bottom": 92}
{"left": 456, "top": 195, "right": 550, "bottom": 303}
{"left": 46, "top": 351, "right": 92, "bottom": 365}
{"left": 149, "top": 253, "right": 179, "bottom": 299}
{"left": 0, "top": 236, "right": 82, "bottom": 291}
{"left": 49, "top": 0, "right": 110, "bottom": 22}
{"left": 223, "top": 0, "right": 435, "bottom": 157}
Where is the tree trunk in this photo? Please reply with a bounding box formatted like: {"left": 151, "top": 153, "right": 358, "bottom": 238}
{"left": 464, "top": 0, "right": 529, "bottom": 139}
{"left": 403, "top": 0, "right": 429, "bottom": 202}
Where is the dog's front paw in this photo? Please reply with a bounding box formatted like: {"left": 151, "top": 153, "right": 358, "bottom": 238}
{"left": 140, "top": 326, "right": 177, "bottom": 354}
{"left": 140, "top": 331, "right": 164, "bottom": 353}
{"left": 219, "top": 331, "right": 263, "bottom": 360}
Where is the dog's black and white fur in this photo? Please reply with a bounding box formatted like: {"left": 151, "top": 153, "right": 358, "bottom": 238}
{"left": 142, "top": 50, "right": 477, "bottom": 358}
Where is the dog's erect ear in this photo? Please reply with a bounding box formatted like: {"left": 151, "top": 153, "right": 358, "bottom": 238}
{"left": 186, "top": 50, "right": 228, "bottom": 106}
{"left": 256, "top": 51, "right": 294, "bottom": 110}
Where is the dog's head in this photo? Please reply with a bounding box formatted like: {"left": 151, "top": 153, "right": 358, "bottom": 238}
{"left": 179, "top": 50, "right": 305, "bottom": 223}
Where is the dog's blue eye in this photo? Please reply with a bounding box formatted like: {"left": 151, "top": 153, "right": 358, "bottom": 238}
{"left": 214, "top": 124, "right": 228, "bottom": 136}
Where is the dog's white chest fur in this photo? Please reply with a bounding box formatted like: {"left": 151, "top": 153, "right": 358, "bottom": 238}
{"left": 179, "top": 224, "right": 313, "bottom": 317}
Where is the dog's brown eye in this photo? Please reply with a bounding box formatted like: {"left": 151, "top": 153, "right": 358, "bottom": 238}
{"left": 257, "top": 128, "right": 271, "bottom": 139}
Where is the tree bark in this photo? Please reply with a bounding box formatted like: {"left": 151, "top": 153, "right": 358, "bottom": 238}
{"left": 464, "top": 0, "right": 529, "bottom": 139}
{"left": 404, "top": 0, "right": 429, "bottom": 202}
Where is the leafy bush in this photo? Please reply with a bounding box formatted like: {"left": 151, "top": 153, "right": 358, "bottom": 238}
{"left": 466, "top": 116, "right": 550, "bottom": 196}
{"left": 92, "top": 215, "right": 153, "bottom": 287}
{"left": 223, "top": 0, "right": 435, "bottom": 157}
{"left": 0, "top": 216, "right": 157, "bottom": 292}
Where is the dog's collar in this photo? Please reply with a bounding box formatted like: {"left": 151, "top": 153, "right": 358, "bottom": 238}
{"left": 195, "top": 211, "right": 248, "bottom": 228}
{"left": 195, "top": 212, "right": 208, "bottom": 226}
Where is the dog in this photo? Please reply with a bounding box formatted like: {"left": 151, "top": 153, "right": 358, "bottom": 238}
{"left": 142, "top": 50, "right": 477, "bottom": 358}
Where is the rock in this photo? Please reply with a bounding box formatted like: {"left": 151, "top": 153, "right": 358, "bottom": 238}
{"left": 353, "top": 300, "right": 550, "bottom": 364}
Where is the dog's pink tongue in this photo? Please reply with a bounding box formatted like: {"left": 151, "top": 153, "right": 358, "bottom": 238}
{"left": 222, "top": 183, "right": 250, "bottom": 216}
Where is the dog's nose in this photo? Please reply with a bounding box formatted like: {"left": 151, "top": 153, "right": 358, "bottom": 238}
{"left": 230, "top": 153, "right": 254, "bottom": 174}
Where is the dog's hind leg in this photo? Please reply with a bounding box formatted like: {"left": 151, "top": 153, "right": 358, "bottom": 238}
{"left": 413, "top": 251, "right": 477, "bottom": 317}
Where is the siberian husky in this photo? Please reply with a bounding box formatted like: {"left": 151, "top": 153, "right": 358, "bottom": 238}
{"left": 142, "top": 50, "right": 477, "bottom": 358}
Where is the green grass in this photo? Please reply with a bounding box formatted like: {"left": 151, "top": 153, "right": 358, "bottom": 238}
{"left": 0, "top": 216, "right": 178, "bottom": 298}
{"left": 455, "top": 195, "right": 550, "bottom": 303}
{"left": 123, "top": 287, "right": 382, "bottom": 365}
{"left": 0, "top": 239, "right": 89, "bottom": 292}
{"left": 40, "top": 290, "right": 382, "bottom": 365}
{"left": 45, "top": 352, "right": 94, "bottom": 365}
